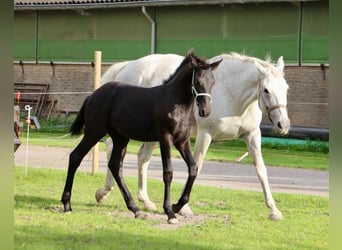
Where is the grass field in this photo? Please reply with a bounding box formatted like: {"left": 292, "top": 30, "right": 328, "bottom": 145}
{"left": 14, "top": 167, "right": 329, "bottom": 249}
{"left": 14, "top": 109, "right": 330, "bottom": 249}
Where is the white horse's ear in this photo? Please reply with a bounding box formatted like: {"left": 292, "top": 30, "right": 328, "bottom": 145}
{"left": 254, "top": 61, "right": 270, "bottom": 76}
{"left": 276, "top": 56, "right": 284, "bottom": 73}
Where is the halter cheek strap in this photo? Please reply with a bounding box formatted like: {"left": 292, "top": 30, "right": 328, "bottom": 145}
{"left": 191, "top": 70, "right": 212, "bottom": 104}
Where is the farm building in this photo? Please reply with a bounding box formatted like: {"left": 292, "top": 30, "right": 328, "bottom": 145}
{"left": 13, "top": 0, "right": 329, "bottom": 139}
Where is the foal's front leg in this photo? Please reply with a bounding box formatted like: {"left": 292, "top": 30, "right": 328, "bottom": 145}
{"left": 172, "top": 139, "right": 198, "bottom": 214}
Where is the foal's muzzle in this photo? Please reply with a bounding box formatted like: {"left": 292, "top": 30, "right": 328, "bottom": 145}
{"left": 192, "top": 87, "right": 212, "bottom": 117}
{"left": 196, "top": 96, "right": 212, "bottom": 117}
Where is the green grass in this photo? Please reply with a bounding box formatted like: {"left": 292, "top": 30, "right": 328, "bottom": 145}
{"left": 14, "top": 167, "right": 329, "bottom": 249}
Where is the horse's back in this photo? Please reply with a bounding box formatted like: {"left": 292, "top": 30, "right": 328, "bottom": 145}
{"left": 101, "top": 61, "right": 131, "bottom": 85}
{"left": 115, "top": 54, "right": 184, "bottom": 87}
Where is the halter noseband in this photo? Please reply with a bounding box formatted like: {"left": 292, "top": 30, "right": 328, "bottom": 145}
{"left": 191, "top": 69, "right": 212, "bottom": 104}
{"left": 266, "top": 104, "right": 287, "bottom": 120}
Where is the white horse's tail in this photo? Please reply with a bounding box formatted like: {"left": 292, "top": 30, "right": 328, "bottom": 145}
{"left": 101, "top": 60, "right": 132, "bottom": 85}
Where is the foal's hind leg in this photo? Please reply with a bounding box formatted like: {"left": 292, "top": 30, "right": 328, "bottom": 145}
{"left": 244, "top": 129, "right": 283, "bottom": 220}
{"left": 137, "top": 141, "right": 158, "bottom": 210}
{"left": 107, "top": 134, "right": 144, "bottom": 219}
{"left": 61, "top": 134, "right": 103, "bottom": 212}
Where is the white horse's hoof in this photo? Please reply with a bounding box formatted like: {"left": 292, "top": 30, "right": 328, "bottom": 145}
{"left": 95, "top": 188, "right": 112, "bottom": 204}
{"left": 178, "top": 204, "right": 194, "bottom": 218}
{"left": 95, "top": 188, "right": 106, "bottom": 204}
{"left": 168, "top": 218, "right": 179, "bottom": 224}
{"left": 269, "top": 211, "right": 284, "bottom": 221}
{"left": 135, "top": 211, "right": 149, "bottom": 220}
{"left": 143, "top": 201, "right": 157, "bottom": 211}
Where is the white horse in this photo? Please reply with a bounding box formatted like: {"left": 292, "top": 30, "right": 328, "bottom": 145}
{"left": 95, "top": 52, "right": 290, "bottom": 220}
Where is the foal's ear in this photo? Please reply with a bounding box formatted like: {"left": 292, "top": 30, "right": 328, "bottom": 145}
{"left": 187, "top": 48, "right": 195, "bottom": 57}
{"left": 209, "top": 58, "right": 222, "bottom": 71}
{"left": 188, "top": 51, "right": 201, "bottom": 68}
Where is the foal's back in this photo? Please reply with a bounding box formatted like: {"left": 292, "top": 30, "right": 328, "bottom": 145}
{"left": 87, "top": 81, "right": 167, "bottom": 141}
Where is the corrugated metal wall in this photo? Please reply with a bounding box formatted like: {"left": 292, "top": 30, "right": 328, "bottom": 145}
{"left": 14, "top": 1, "right": 328, "bottom": 63}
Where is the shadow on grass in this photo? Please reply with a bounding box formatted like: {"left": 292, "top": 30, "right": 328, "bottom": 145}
{"left": 15, "top": 194, "right": 60, "bottom": 209}
{"left": 15, "top": 223, "right": 212, "bottom": 250}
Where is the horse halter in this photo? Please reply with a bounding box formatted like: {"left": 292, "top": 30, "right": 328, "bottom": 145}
{"left": 265, "top": 104, "right": 287, "bottom": 121}
{"left": 258, "top": 84, "right": 287, "bottom": 121}
{"left": 191, "top": 69, "right": 212, "bottom": 104}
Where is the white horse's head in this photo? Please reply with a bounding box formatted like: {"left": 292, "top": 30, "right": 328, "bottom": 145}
{"left": 255, "top": 56, "right": 290, "bottom": 135}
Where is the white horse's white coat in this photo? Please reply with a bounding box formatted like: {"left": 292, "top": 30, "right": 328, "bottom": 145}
{"left": 95, "top": 53, "right": 290, "bottom": 220}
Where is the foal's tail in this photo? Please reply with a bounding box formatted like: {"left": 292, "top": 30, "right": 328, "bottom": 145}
{"left": 70, "top": 97, "right": 89, "bottom": 135}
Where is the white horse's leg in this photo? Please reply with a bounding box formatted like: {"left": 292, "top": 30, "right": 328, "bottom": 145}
{"left": 179, "top": 130, "right": 213, "bottom": 217}
{"left": 244, "top": 129, "right": 283, "bottom": 220}
{"left": 95, "top": 138, "right": 115, "bottom": 204}
{"left": 194, "top": 131, "right": 213, "bottom": 174}
{"left": 137, "top": 142, "right": 158, "bottom": 211}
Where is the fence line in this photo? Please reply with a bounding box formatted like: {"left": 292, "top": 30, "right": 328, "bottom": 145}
{"left": 14, "top": 91, "right": 329, "bottom": 106}
{"left": 13, "top": 91, "right": 93, "bottom": 95}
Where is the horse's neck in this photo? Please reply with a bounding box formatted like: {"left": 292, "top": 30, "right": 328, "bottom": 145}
{"left": 218, "top": 61, "right": 260, "bottom": 114}
{"left": 166, "top": 66, "right": 193, "bottom": 104}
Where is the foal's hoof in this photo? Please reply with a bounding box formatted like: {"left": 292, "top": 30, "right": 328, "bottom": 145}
{"left": 168, "top": 218, "right": 179, "bottom": 224}
{"left": 269, "top": 211, "right": 284, "bottom": 221}
{"left": 135, "top": 211, "right": 149, "bottom": 220}
{"left": 62, "top": 203, "right": 72, "bottom": 213}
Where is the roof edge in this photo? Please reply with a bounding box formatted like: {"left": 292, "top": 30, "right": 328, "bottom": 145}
{"left": 14, "top": 0, "right": 327, "bottom": 11}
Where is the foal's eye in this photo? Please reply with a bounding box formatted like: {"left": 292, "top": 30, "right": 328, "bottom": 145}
{"left": 264, "top": 88, "right": 269, "bottom": 94}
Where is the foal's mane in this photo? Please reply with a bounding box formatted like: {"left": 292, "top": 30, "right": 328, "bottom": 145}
{"left": 221, "top": 52, "right": 283, "bottom": 78}
{"left": 163, "top": 52, "right": 207, "bottom": 85}
{"left": 162, "top": 54, "right": 192, "bottom": 85}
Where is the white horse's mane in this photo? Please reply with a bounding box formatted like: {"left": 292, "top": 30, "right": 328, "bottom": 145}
{"left": 220, "top": 52, "right": 283, "bottom": 77}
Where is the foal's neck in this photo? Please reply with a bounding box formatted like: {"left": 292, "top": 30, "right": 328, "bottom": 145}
{"left": 166, "top": 65, "right": 194, "bottom": 104}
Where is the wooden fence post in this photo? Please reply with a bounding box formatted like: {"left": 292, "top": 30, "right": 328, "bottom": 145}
{"left": 92, "top": 51, "right": 102, "bottom": 174}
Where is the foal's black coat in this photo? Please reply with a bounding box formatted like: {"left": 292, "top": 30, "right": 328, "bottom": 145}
{"left": 61, "top": 51, "right": 221, "bottom": 222}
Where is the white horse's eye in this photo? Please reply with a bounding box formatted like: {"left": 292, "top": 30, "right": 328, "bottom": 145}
{"left": 264, "top": 88, "right": 269, "bottom": 94}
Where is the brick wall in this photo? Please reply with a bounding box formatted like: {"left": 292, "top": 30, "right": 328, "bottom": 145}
{"left": 13, "top": 62, "right": 329, "bottom": 129}
{"left": 261, "top": 65, "right": 328, "bottom": 129}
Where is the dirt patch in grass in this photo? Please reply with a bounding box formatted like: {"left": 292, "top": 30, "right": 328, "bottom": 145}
{"left": 106, "top": 210, "right": 229, "bottom": 230}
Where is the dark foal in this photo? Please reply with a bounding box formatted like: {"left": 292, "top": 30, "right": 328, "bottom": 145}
{"left": 61, "top": 51, "right": 221, "bottom": 223}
